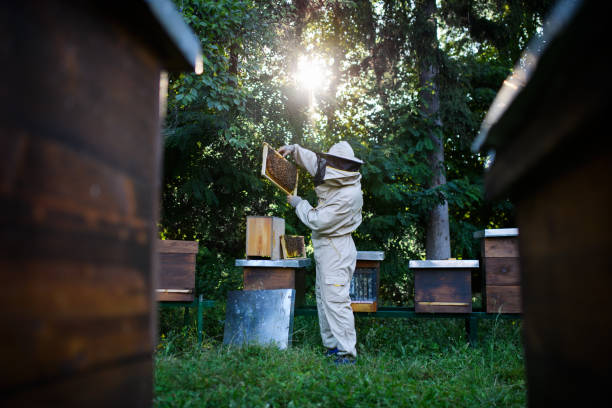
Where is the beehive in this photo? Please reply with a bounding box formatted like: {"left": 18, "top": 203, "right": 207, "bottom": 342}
{"left": 156, "top": 240, "right": 199, "bottom": 302}
{"left": 246, "top": 216, "right": 285, "bottom": 260}
{"left": 261, "top": 143, "right": 298, "bottom": 195}
{"left": 349, "top": 251, "right": 384, "bottom": 312}
{"left": 474, "top": 229, "right": 522, "bottom": 313}
{"left": 0, "top": 0, "right": 201, "bottom": 404}
{"left": 411, "top": 260, "right": 477, "bottom": 313}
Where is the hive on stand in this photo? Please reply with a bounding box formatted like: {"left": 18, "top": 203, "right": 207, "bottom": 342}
{"left": 261, "top": 143, "right": 299, "bottom": 195}
{"left": 411, "top": 260, "right": 478, "bottom": 313}
{"left": 156, "top": 240, "right": 199, "bottom": 302}
{"left": 349, "top": 251, "right": 385, "bottom": 312}
{"left": 474, "top": 229, "right": 522, "bottom": 313}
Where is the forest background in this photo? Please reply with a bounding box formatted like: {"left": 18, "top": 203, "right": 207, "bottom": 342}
{"left": 159, "top": 0, "right": 554, "bottom": 307}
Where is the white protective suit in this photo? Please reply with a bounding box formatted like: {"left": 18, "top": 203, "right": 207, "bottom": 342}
{"left": 290, "top": 142, "right": 363, "bottom": 357}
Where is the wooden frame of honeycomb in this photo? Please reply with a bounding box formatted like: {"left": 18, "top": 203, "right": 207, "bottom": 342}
{"left": 261, "top": 143, "right": 299, "bottom": 195}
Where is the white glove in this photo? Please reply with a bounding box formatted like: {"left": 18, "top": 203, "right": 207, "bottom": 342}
{"left": 278, "top": 145, "right": 295, "bottom": 157}
{"left": 287, "top": 195, "right": 302, "bottom": 208}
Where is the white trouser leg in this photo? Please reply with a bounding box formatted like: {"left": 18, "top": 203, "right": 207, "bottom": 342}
{"left": 313, "top": 234, "right": 357, "bottom": 357}
{"left": 315, "top": 266, "right": 336, "bottom": 349}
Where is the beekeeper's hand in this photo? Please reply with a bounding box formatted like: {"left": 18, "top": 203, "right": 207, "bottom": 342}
{"left": 287, "top": 195, "right": 302, "bottom": 208}
{"left": 278, "top": 145, "right": 295, "bottom": 157}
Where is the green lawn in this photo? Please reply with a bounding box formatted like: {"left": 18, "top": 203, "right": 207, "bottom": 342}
{"left": 154, "top": 315, "right": 525, "bottom": 407}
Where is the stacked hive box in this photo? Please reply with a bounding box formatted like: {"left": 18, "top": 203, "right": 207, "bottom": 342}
{"left": 239, "top": 216, "right": 310, "bottom": 306}
{"left": 474, "top": 229, "right": 521, "bottom": 313}
{"left": 0, "top": 1, "right": 201, "bottom": 405}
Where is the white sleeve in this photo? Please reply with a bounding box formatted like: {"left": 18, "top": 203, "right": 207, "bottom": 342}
{"left": 292, "top": 144, "right": 318, "bottom": 177}
{"left": 294, "top": 199, "right": 350, "bottom": 232}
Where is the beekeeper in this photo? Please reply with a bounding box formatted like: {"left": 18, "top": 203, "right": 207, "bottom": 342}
{"left": 278, "top": 141, "right": 363, "bottom": 363}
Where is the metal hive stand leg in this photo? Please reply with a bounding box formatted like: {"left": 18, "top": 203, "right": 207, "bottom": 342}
{"left": 198, "top": 294, "right": 204, "bottom": 345}
{"left": 465, "top": 316, "right": 479, "bottom": 347}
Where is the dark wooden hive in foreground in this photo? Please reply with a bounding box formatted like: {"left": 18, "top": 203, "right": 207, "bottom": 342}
{"left": 473, "top": 1, "right": 611, "bottom": 405}
{"left": 0, "top": 1, "right": 201, "bottom": 406}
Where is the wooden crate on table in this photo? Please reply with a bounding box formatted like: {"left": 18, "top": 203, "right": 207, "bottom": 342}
{"left": 246, "top": 216, "right": 285, "bottom": 260}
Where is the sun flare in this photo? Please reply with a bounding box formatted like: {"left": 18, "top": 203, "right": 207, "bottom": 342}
{"left": 295, "top": 55, "right": 330, "bottom": 91}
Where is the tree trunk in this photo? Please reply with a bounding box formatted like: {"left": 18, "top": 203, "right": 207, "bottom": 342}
{"left": 415, "top": 0, "right": 451, "bottom": 260}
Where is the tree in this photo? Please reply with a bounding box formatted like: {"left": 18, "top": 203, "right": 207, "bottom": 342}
{"left": 414, "top": 0, "right": 451, "bottom": 259}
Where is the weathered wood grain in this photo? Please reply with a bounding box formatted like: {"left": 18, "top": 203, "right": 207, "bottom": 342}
{"left": 243, "top": 267, "right": 296, "bottom": 290}
{"left": 482, "top": 237, "right": 520, "bottom": 258}
{"left": 414, "top": 268, "right": 472, "bottom": 313}
{"left": 157, "top": 240, "right": 199, "bottom": 254}
{"left": 246, "top": 216, "right": 285, "bottom": 260}
{"left": 1, "top": 313, "right": 151, "bottom": 391}
{"left": 0, "top": 1, "right": 164, "bottom": 404}
{"left": 355, "top": 260, "right": 380, "bottom": 269}
{"left": 516, "top": 152, "right": 612, "bottom": 403}
{"left": 1, "top": 359, "right": 152, "bottom": 408}
{"left": 486, "top": 285, "right": 522, "bottom": 313}
{"left": 483, "top": 257, "right": 521, "bottom": 286}
{"left": 158, "top": 252, "right": 197, "bottom": 290}
{"left": 243, "top": 267, "right": 305, "bottom": 306}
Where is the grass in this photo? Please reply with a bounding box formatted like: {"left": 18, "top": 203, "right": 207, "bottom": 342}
{"left": 154, "top": 312, "right": 525, "bottom": 407}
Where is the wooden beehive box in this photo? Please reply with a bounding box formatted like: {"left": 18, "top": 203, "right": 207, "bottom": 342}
{"left": 237, "top": 258, "right": 310, "bottom": 307}
{"left": 350, "top": 251, "right": 384, "bottom": 312}
{"left": 0, "top": 0, "right": 202, "bottom": 405}
{"left": 472, "top": 2, "right": 610, "bottom": 405}
{"left": 474, "top": 229, "right": 522, "bottom": 313}
{"left": 261, "top": 143, "right": 299, "bottom": 195}
{"left": 156, "top": 240, "right": 199, "bottom": 302}
{"left": 411, "top": 260, "right": 477, "bottom": 313}
{"left": 246, "top": 216, "right": 285, "bottom": 260}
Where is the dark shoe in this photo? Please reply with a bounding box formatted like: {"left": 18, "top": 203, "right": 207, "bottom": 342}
{"left": 325, "top": 347, "right": 339, "bottom": 357}
{"left": 333, "top": 356, "right": 356, "bottom": 366}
